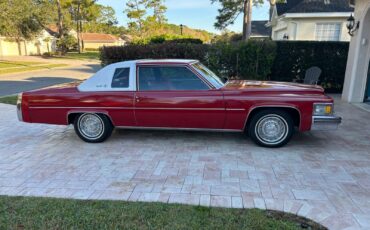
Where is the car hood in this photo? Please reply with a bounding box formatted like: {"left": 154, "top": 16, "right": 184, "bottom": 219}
{"left": 222, "top": 80, "right": 324, "bottom": 93}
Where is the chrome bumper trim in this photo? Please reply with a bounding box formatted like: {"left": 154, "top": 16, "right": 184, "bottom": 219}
{"left": 311, "top": 115, "right": 341, "bottom": 131}
{"left": 17, "top": 95, "right": 23, "bottom": 122}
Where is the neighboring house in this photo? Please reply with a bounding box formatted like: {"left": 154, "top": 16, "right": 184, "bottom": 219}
{"left": 0, "top": 30, "right": 55, "bottom": 57}
{"left": 251, "top": 20, "right": 271, "bottom": 39}
{"left": 0, "top": 25, "right": 126, "bottom": 57}
{"left": 268, "top": 0, "right": 354, "bottom": 41}
{"left": 79, "top": 33, "right": 125, "bottom": 50}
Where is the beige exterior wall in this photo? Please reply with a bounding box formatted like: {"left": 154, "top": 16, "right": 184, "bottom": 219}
{"left": 0, "top": 30, "right": 54, "bottom": 57}
{"left": 82, "top": 41, "right": 125, "bottom": 50}
{"left": 272, "top": 16, "right": 351, "bottom": 41}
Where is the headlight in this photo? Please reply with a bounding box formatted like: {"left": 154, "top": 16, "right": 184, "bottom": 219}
{"left": 313, "top": 103, "right": 333, "bottom": 116}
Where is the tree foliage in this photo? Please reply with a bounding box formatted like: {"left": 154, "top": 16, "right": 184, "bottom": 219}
{"left": 212, "top": 0, "right": 281, "bottom": 41}
{"left": 0, "top": 0, "right": 48, "bottom": 40}
{"left": 124, "top": 0, "right": 167, "bottom": 37}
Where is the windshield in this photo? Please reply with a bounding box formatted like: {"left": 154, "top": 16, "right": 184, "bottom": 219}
{"left": 192, "top": 62, "right": 225, "bottom": 89}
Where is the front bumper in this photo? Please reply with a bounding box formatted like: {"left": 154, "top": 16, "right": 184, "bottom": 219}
{"left": 311, "top": 115, "right": 342, "bottom": 131}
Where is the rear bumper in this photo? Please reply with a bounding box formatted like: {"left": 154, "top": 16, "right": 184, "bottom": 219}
{"left": 17, "top": 96, "right": 23, "bottom": 122}
{"left": 311, "top": 115, "right": 342, "bottom": 131}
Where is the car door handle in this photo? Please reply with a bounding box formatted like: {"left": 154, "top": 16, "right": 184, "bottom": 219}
{"left": 135, "top": 96, "right": 140, "bottom": 103}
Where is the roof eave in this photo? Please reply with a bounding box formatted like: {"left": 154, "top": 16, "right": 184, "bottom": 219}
{"left": 284, "top": 12, "right": 353, "bottom": 18}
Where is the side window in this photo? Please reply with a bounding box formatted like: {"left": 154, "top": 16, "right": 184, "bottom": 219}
{"left": 138, "top": 66, "right": 209, "bottom": 91}
{"left": 111, "top": 68, "right": 130, "bottom": 88}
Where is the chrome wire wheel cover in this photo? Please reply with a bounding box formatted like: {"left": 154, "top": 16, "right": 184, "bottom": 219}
{"left": 255, "top": 115, "right": 289, "bottom": 145}
{"left": 78, "top": 114, "right": 104, "bottom": 140}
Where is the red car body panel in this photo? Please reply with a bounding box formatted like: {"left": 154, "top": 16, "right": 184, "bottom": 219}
{"left": 20, "top": 62, "right": 334, "bottom": 133}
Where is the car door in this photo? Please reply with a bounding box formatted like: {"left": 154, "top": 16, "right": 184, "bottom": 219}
{"left": 134, "top": 64, "right": 226, "bottom": 129}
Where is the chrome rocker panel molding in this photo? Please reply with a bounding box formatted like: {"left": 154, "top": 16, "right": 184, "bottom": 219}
{"left": 116, "top": 126, "right": 243, "bottom": 133}
{"left": 311, "top": 115, "right": 342, "bottom": 131}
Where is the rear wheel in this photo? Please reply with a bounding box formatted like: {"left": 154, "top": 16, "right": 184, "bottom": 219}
{"left": 74, "top": 113, "right": 113, "bottom": 143}
{"left": 248, "top": 109, "right": 294, "bottom": 148}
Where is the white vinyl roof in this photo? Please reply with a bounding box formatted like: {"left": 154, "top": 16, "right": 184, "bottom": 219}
{"left": 78, "top": 59, "right": 200, "bottom": 92}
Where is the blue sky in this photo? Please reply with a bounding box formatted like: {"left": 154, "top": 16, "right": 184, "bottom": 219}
{"left": 97, "top": 0, "right": 270, "bottom": 34}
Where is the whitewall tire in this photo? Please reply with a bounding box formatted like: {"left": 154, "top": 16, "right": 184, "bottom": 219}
{"left": 74, "top": 113, "right": 113, "bottom": 143}
{"left": 248, "top": 109, "right": 294, "bottom": 148}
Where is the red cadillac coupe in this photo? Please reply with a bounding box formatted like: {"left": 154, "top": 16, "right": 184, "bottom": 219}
{"left": 17, "top": 59, "right": 341, "bottom": 147}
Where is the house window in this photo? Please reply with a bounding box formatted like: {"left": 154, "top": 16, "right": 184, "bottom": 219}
{"left": 315, "top": 23, "right": 341, "bottom": 41}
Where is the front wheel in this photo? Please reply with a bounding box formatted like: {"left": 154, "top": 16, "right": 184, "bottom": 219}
{"left": 74, "top": 113, "right": 113, "bottom": 143}
{"left": 248, "top": 109, "right": 294, "bottom": 148}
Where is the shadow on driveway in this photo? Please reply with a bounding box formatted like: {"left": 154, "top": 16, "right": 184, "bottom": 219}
{"left": 0, "top": 77, "right": 81, "bottom": 96}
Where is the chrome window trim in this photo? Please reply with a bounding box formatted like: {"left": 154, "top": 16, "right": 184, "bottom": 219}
{"left": 136, "top": 64, "right": 213, "bottom": 91}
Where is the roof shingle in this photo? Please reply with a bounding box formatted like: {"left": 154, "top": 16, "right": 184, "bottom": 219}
{"left": 276, "top": 0, "right": 353, "bottom": 15}
{"left": 80, "top": 33, "right": 119, "bottom": 42}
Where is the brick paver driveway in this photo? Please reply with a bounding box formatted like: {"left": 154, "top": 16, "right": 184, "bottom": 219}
{"left": 0, "top": 97, "right": 369, "bottom": 230}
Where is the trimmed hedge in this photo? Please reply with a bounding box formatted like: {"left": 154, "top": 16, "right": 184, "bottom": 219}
{"left": 100, "top": 41, "right": 349, "bottom": 93}
{"left": 270, "top": 41, "right": 349, "bottom": 93}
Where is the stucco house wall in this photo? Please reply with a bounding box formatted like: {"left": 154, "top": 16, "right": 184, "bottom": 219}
{"left": 0, "top": 30, "right": 54, "bottom": 57}
{"left": 82, "top": 41, "right": 125, "bottom": 49}
{"left": 272, "top": 16, "right": 352, "bottom": 41}
{"left": 269, "top": 0, "right": 353, "bottom": 42}
{"left": 342, "top": 0, "right": 370, "bottom": 103}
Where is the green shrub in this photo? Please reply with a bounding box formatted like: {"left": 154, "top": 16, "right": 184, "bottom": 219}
{"left": 100, "top": 43, "right": 208, "bottom": 66}
{"left": 133, "top": 34, "right": 203, "bottom": 45}
{"left": 100, "top": 41, "right": 349, "bottom": 92}
{"left": 84, "top": 48, "right": 99, "bottom": 52}
{"left": 56, "top": 35, "right": 78, "bottom": 54}
{"left": 270, "top": 41, "right": 349, "bottom": 93}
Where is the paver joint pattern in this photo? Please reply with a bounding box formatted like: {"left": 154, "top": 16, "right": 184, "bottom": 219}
{"left": 0, "top": 98, "right": 370, "bottom": 230}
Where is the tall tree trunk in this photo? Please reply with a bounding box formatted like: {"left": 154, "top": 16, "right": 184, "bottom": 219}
{"left": 76, "top": 1, "right": 81, "bottom": 54}
{"left": 242, "top": 0, "right": 253, "bottom": 41}
{"left": 56, "top": 0, "right": 64, "bottom": 55}
{"left": 23, "top": 40, "right": 28, "bottom": 56}
{"left": 79, "top": 20, "right": 83, "bottom": 52}
{"left": 269, "top": 0, "right": 276, "bottom": 21}
{"left": 16, "top": 39, "right": 22, "bottom": 56}
{"left": 56, "top": 0, "right": 64, "bottom": 38}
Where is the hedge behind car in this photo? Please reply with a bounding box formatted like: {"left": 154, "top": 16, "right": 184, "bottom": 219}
{"left": 100, "top": 41, "right": 349, "bottom": 93}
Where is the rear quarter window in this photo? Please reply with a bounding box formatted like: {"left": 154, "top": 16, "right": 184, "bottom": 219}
{"left": 112, "top": 68, "right": 130, "bottom": 88}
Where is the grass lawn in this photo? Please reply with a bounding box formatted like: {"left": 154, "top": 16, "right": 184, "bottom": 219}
{"left": 0, "top": 196, "right": 325, "bottom": 230}
{"left": 56, "top": 51, "right": 100, "bottom": 61}
{"left": 0, "top": 95, "right": 17, "bottom": 105}
{"left": 0, "top": 60, "right": 44, "bottom": 68}
{"left": 0, "top": 63, "right": 68, "bottom": 75}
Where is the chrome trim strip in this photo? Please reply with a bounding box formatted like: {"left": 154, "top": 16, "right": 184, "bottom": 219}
{"left": 17, "top": 93, "right": 23, "bottom": 122}
{"left": 226, "top": 108, "right": 246, "bottom": 111}
{"left": 29, "top": 106, "right": 131, "bottom": 109}
{"left": 116, "top": 126, "right": 243, "bottom": 132}
{"left": 243, "top": 105, "right": 302, "bottom": 131}
{"left": 29, "top": 106, "right": 230, "bottom": 111}
{"left": 67, "top": 111, "right": 115, "bottom": 126}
